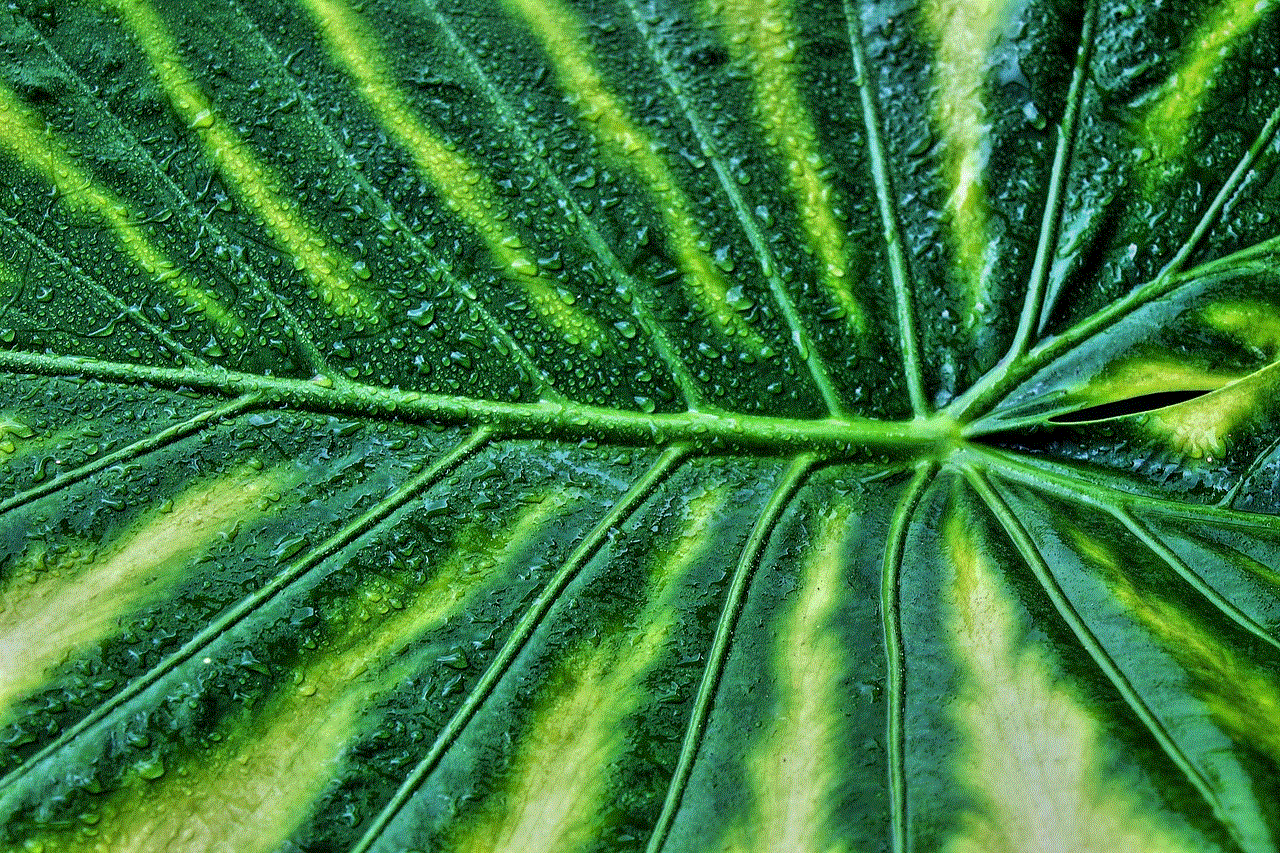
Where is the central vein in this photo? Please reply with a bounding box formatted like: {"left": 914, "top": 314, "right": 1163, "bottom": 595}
{"left": 0, "top": 350, "right": 958, "bottom": 458}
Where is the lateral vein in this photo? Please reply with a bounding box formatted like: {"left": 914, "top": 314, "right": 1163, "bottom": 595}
{"left": 844, "top": 1, "right": 928, "bottom": 416}
{"left": 644, "top": 453, "right": 815, "bottom": 853}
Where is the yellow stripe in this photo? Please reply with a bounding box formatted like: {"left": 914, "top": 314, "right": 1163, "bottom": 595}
{"left": 1071, "top": 529, "right": 1280, "bottom": 766}
{"left": 1218, "top": 542, "right": 1280, "bottom": 588}
{"left": 1143, "top": 0, "right": 1278, "bottom": 166}
{"left": 0, "top": 465, "right": 291, "bottom": 717}
{"left": 295, "top": 0, "right": 605, "bottom": 348}
{"left": 19, "top": 684, "right": 366, "bottom": 853}
{"left": 1069, "top": 356, "right": 1242, "bottom": 410}
{"left": 1145, "top": 362, "right": 1280, "bottom": 459}
{"left": 108, "top": 0, "right": 375, "bottom": 321}
{"left": 1203, "top": 299, "right": 1280, "bottom": 358}
{"left": 0, "top": 84, "right": 245, "bottom": 337}
{"left": 714, "top": 0, "right": 866, "bottom": 333}
{"left": 302, "top": 488, "right": 580, "bottom": 691}
{"left": 15, "top": 491, "right": 575, "bottom": 853}
{"left": 944, "top": 509, "right": 1196, "bottom": 853}
{"left": 450, "top": 487, "right": 725, "bottom": 853}
{"left": 923, "top": 0, "right": 1012, "bottom": 313}
{"left": 721, "top": 502, "right": 854, "bottom": 852}
{"left": 505, "top": 0, "right": 768, "bottom": 353}
{"left": 1108, "top": 300, "right": 1280, "bottom": 457}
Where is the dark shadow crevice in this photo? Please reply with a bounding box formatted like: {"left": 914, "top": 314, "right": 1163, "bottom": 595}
{"left": 1049, "top": 389, "right": 1213, "bottom": 423}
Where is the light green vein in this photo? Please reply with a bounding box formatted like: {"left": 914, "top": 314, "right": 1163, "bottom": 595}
{"left": 621, "top": 0, "right": 849, "bottom": 418}
{"left": 108, "top": 0, "right": 377, "bottom": 322}
{"left": 411, "top": 0, "right": 705, "bottom": 409}
{"left": 712, "top": 0, "right": 869, "bottom": 335}
{"left": 1011, "top": 0, "right": 1097, "bottom": 357}
{"left": 966, "top": 444, "right": 1280, "bottom": 533}
{"left": 882, "top": 463, "right": 935, "bottom": 853}
{"left": 295, "top": 0, "right": 608, "bottom": 350}
{"left": 1141, "top": 0, "right": 1279, "bottom": 168}
{"left": 0, "top": 394, "right": 261, "bottom": 516}
{"left": 844, "top": 1, "right": 928, "bottom": 416}
{"left": 0, "top": 349, "right": 955, "bottom": 456}
{"left": 0, "top": 83, "right": 247, "bottom": 342}
{"left": 348, "top": 446, "right": 690, "bottom": 853}
{"left": 644, "top": 454, "right": 815, "bottom": 853}
{"left": 502, "top": 0, "right": 776, "bottom": 356}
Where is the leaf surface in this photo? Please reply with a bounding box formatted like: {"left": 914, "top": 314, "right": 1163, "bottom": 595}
{"left": 1, "top": 0, "right": 1279, "bottom": 850}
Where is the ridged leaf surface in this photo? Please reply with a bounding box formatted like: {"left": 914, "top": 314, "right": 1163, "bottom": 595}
{"left": 2, "top": 0, "right": 1280, "bottom": 850}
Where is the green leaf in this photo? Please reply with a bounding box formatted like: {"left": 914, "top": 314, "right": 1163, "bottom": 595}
{"left": 1, "top": 0, "right": 1279, "bottom": 850}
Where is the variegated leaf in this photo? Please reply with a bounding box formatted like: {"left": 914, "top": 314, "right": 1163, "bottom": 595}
{"left": 1, "top": 0, "right": 1279, "bottom": 850}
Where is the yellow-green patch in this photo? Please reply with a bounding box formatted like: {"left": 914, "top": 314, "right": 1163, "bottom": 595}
{"left": 923, "top": 0, "right": 1013, "bottom": 318}
{"left": 14, "top": 490, "right": 576, "bottom": 853}
{"left": 108, "top": 0, "right": 375, "bottom": 321}
{"left": 943, "top": 508, "right": 1197, "bottom": 853}
{"left": 1070, "top": 529, "right": 1280, "bottom": 765}
{"left": 1141, "top": 0, "right": 1278, "bottom": 167}
{"left": 1068, "top": 355, "right": 1244, "bottom": 409}
{"left": 297, "top": 0, "right": 605, "bottom": 348}
{"left": 1058, "top": 352, "right": 1280, "bottom": 454}
{"left": 712, "top": 0, "right": 866, "bottom": 332}
{"left": 1202, "top": 299, "right": 1280, "bottom": 358}
{"left": 1145, "top": 362, "right": 1280, "bottom": 458}
{"left": 505, "top": 0, "right": 768, "bottom": 354}
{"left": 297, "top": 487, "right": 582, "bottom": 698}
{"left": 1219, "top": 542, "right": 1280, "bottom": 588}
{"left": 0, "top": 420, "right": 124, "bottom": 476}
{"left": 0, "top": 464, "right": 292, "bottom": 716}
{"left": 448, "top": 487, "right": 724, "bottom": 853}
{"left": 0, "top": 83, "right": 245, "bottom": 337}
{"left": 719, "top": 501, "right": 854, "bottom": 853}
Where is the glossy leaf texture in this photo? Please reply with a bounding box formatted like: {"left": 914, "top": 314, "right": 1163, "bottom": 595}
{"left": 1, "top": 0, "right": 1279, "bottom": 850}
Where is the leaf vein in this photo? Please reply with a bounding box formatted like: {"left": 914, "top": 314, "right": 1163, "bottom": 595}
{"left": 0, "top": 393, "right": 261, "bottom": 517}
{"left": 620, "top": 0, "right": 850, "bottom": 418}
{"left": 0, "top": 348, "right": 948, "bottom": 455}
{"left": 347, "top": 445, "right": 690, "bottom": 853}
{"left": 843, "top": 0, "right": 928, "bottom": 416}
{"left": 644, "top": 453, "right": 815, "bottom": 853}
{"left": 880, "top": 462, "right": 935, "bottom": 853}
{"left": 0, "top": 427, "right": 491, "bottom": 802}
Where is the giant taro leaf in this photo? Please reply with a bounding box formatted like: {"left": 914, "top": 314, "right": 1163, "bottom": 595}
{"left": 1, "top": 0, "right": 1279, "bottom": 850}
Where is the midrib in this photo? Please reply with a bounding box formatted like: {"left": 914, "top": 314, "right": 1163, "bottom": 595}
{"left": 0, "top": 349, "right": 953, "bottom": 457}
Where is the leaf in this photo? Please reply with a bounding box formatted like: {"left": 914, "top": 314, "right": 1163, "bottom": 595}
{"left": 0, "top": 0, "right": 1278, "bottom": 850}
